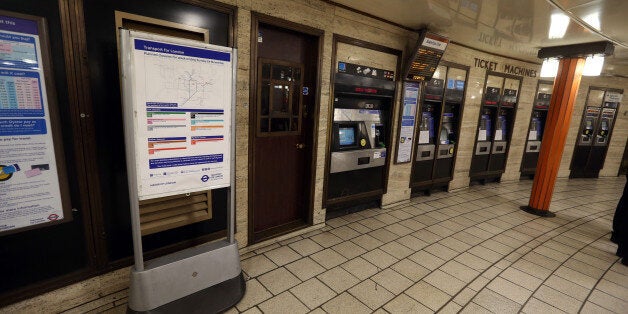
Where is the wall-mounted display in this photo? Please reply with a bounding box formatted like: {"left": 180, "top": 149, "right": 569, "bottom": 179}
{"left": 403, "top": 31, "right": 448, "bottom": 82}
{"left": 470, "top": 72, "right": 521, "bottom": 183}
{"left": 0, "top": 13, "right": 70, "bottom": 235}
{"left": 410, "top": 63, "right": 467, "bottom": 192}
{"left": 521, "top": 80, "right": 553, "bottom": 177}
{"left": 570, "top": 87, "right": 622, "bottom": 178}
{"left": 395, "top": 82, "right": 419, "bottom": 163}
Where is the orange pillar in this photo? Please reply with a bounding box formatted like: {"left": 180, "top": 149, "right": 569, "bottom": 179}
{"left": 522, "top": 57, "right": 586, "bottom": 217}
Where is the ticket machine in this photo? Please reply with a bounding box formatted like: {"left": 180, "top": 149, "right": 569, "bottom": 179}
{"left": 326, "top": 62, "right": 395, "bottom": 208}
{"left": 470, "top": 72, "right": 521, "bottom": 183}
{"left": 411, "top": 63, "right": 467, "bottom": 192}
{"left": 570, "top": 87, "right": 622, "bottom": 178}
{"left": 521, "top": 80, "right": 553, "bottom": 177}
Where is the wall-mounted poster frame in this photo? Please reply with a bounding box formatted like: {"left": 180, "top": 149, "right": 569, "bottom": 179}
{"left": 394, "top": 81, "right": 420, "bottom": 163}
{"left": 0, "top": 10, "right": 71, "bottom": 236}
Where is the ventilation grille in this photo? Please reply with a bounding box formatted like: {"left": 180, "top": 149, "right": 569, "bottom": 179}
{"left": 139, "top": 191, "right": 212, "bottom": 235}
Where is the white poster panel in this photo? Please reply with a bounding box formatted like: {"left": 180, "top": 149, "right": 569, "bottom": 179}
{"left": 0, "top": 16, "right": 64, "bottom": 233}
{"left": 396, "top": 82, "right": 419, "bottom": 163}
{"left": 129, "top": 35, "right": 232, "bottom": 199}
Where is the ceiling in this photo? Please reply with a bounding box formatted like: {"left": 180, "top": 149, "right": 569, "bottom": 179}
{"left": 330, "top": 0, "right": 628, "bottom": 77}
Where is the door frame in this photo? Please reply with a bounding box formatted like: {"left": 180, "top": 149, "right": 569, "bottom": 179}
{"left": 248, "top": 13, "right": 323, "bottom": 244}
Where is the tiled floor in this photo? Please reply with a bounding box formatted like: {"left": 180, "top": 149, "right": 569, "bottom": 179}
{"left": 229, "top": 177, "right": 628, "bottom": 313}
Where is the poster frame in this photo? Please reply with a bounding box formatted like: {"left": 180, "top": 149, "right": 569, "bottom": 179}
{"left": 0, "top": 9, "right": 72, "bottom": 236}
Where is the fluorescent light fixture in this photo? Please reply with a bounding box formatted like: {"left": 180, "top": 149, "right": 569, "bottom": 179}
{"left": 583, "top": 12, "right": 600, "bottom": 31}
{"left": 549, "top": 13, "right": 570, "bottom": 39}
{"left": 540, "top": 58, "right": 559, "bottom": 77}
{"left": 582, "top": 54, "right": 604, "bottom": 76}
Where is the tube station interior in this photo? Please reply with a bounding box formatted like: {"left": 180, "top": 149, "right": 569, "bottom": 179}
{"left": 1, "top": 0, "right": 628, "bottom": 313}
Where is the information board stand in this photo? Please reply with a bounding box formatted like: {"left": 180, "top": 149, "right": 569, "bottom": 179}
{"left": 119, "top": 29, "right": 243, "bottom": 313}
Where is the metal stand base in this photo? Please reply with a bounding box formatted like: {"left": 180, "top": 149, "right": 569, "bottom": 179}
{"left": 128, "top": 240, "right": 243, "bottom": 312}
{"left": 520, "top": 205, "right": 556, "bottom": 217}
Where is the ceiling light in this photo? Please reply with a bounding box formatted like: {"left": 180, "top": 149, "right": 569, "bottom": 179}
{"left": 582, "top": 54, "right": 604, "bottom": 76}
{"left": 583, "top": 12, "right": 600, "bottom": 31}
{"left": 549, "top": 13, "right": 570, "bottom": 39}
{"left": 540, "top": 58, "right": 559, "bottom": 77}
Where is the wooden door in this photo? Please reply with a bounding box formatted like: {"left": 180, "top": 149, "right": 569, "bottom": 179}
{"left": 251, "top": 23, "right": 318, "bottom": 241}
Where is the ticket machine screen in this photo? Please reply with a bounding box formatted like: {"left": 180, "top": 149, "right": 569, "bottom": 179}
{"left": 339, "top": 127, "right": 356, "bottom": 147}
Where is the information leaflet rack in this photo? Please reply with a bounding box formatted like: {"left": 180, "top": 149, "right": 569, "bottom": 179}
{"left": 119, "top": 29, "right": 243, "bottom": 312}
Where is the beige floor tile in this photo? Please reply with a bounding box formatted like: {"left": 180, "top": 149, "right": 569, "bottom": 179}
{"left": 512, "top": 259, "right": 554, "bottom": 280}
{"left": 285, "top": 257, "right": 325, "bottom": 281}
{"left": 596, "top": 278, "right": 628, "bottom": 298}
{"left": 438, "top": 236, "right": 472, "bottom": 253}
{"left": 389, "top": 209, "right": 414, "bottom": 220}
{"left": 487, "top": 276, "right": 532, "bottom": 304}
{"left": 453, "top": 287, "right": 477, "bottom": 306}
{"left": 235, "top": 279, "right": 272, "bottom": 312}
{"left": 257, "top": 267, "right": 301, "bottom": 295}
{"left": 469, "top": 245, "right": 503, "bottom": 263}
{"left": 553, "top": 266, "right": 597, "bottom": 289}
{"left": 368, "top": 228, "right": 398, "bottom": 243}
{"left": 409, "top": 250, "right": 446, "bottom": 270}
{"left": 391, "top": 259, "right": 430, "bottom": 282}
{"left": 384, "top": 223, "right": 414, "bottom": 237}
{"left": 346, "top": 221, "right": 371, "bottom": 233}
{"left": 379, "top": 241, "right": 414, "bottom": 259}
{"left": 396, "top": 234, "right": 428, "bottom": 251}
{"left": 341, "top": 257, "right": 379, "bottom": 280}
{"left": 464, "top": 227, "right": 493, "bottom": 241}
{"left": 454, "top": 252, "right": 492, "bottom": 272}
{"left": 412, "top": 229, "right": 443, "bottom": 244}
{"left": 241, "top": 255, "right": 278, "bottom": 278}
{"left": 440, "top": 260, "right": 479, "bottom": 283}
{"left": 472, "top": 288, "right": 522, "bottom": 314}
{"left": 564, "top": 259, "right": 606, "bottom": 278}
{"left": 362, "top": 248, "right": 398, "bottom": 269}
{"left": 533, "top": 285, "right": 581, "bottom": 314}
{"left": 521, "top": 251, "right": 562, "bottom": 270}
{"left": 288, "top": 238, "right": 324, "bottom": 257}
{"left": 330, "top": 241, "right": 367, "bottom": 259}
{"left": 423, "top": 269, "right": 466, "bottom": 295}
{"left": 399, "top": 218, "right": 426, "bottom": 231}
{"left": 310, "top": 248, "right": 348, "bottom": 269}
{"left": 289, "top": 278, "right": 336, "bottom": 310}
{"left": 405, "top": 281, "right": 451, "bottom": 311}
{"left": 588, "top": 289, "right": 628, "bottom": 313}
{"left": 424, "top": 243, "right": 458, "bottom": 260}
{"left": 426, "top": 224, "right": 456, "bottom": 237}
{"left": 439, "top": 301, "right": 463, "bottom": 314}
{"left": 348, "top": 279, "right": 394, "bottom": 310}
{"left": 351, "top": 234, "right": 384, "bottom": 251}
{"left": 532, "top": 245, "right": 570, "bottom": 263}
{"left": 329, "top": 225, "right": 361, "bottom": 240}
{"left": 264, "top": 246, "right": 301, "bottom": 267}
{"left": 580, "top": 301, "right": 615, "bottom": 314}
{"left": 310, "top": 232, "right": 343, "bottom": 248}
{"left": 500, "top": 267, "right": 543, "bottom": 291}
{"left": 317, "top": 266, "right": 360, "bottom": 293}
{"left": 459, "top": 302, "right": 492, "bottom": 314}
{"left": 321, "top": 292, "right": 371, "bottom": 314}
{"left": 481, "top": 239, "right": 513, "bottom": 255}
{"left": 604, "top": 270, "right": 628, "bottom": 288}
{"left": 359, "top": 217, "right": 387, "bottom": 230}
{"left": 374, "top": 213, "right": 400, "bottom": 225}
{"left": 383, "top": 293, "right": 432, "bottom": 313}
{"left": 521, "top": 297, "right": 565, "bottom": 314}
{"left": 258, "top": 291, "right": 308, "bottom": 314}
{"left": 325, "top": 217, "right": 349, "bottom": 228}
{"left": 543, "top": 275, "right": 590, "bottom": 301}
{"left": 240, "top": 306, "right": 262, "bottom": 314}
{"left": 371, "top": 268, "right": 413, "bottom": 294}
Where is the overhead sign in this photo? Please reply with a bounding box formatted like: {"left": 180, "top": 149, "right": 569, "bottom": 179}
{"left": 124, "top": 32, "right": 234, "bottom": 200}
{"left": 403, "top": 31, "right": 449, "bottom": 82}
{"left": 0, "top": 15, "right": 65, "bottom": 233}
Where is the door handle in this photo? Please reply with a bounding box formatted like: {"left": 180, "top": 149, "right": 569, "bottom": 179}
{"left": 296, "top": 143, "right": 305, "bottom": 149}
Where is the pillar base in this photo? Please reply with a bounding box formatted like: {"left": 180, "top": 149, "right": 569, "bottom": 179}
{"left": 520, "top": 205, "right": 556, "bottom": 217}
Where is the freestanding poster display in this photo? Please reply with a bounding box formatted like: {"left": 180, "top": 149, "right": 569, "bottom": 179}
{"left": 119, "top": 29, "right": 244, "bottom": 312}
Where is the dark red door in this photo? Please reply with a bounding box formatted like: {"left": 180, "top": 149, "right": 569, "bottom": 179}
{"left": 252, "top": 23, "right": 318, "bottom": 241}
